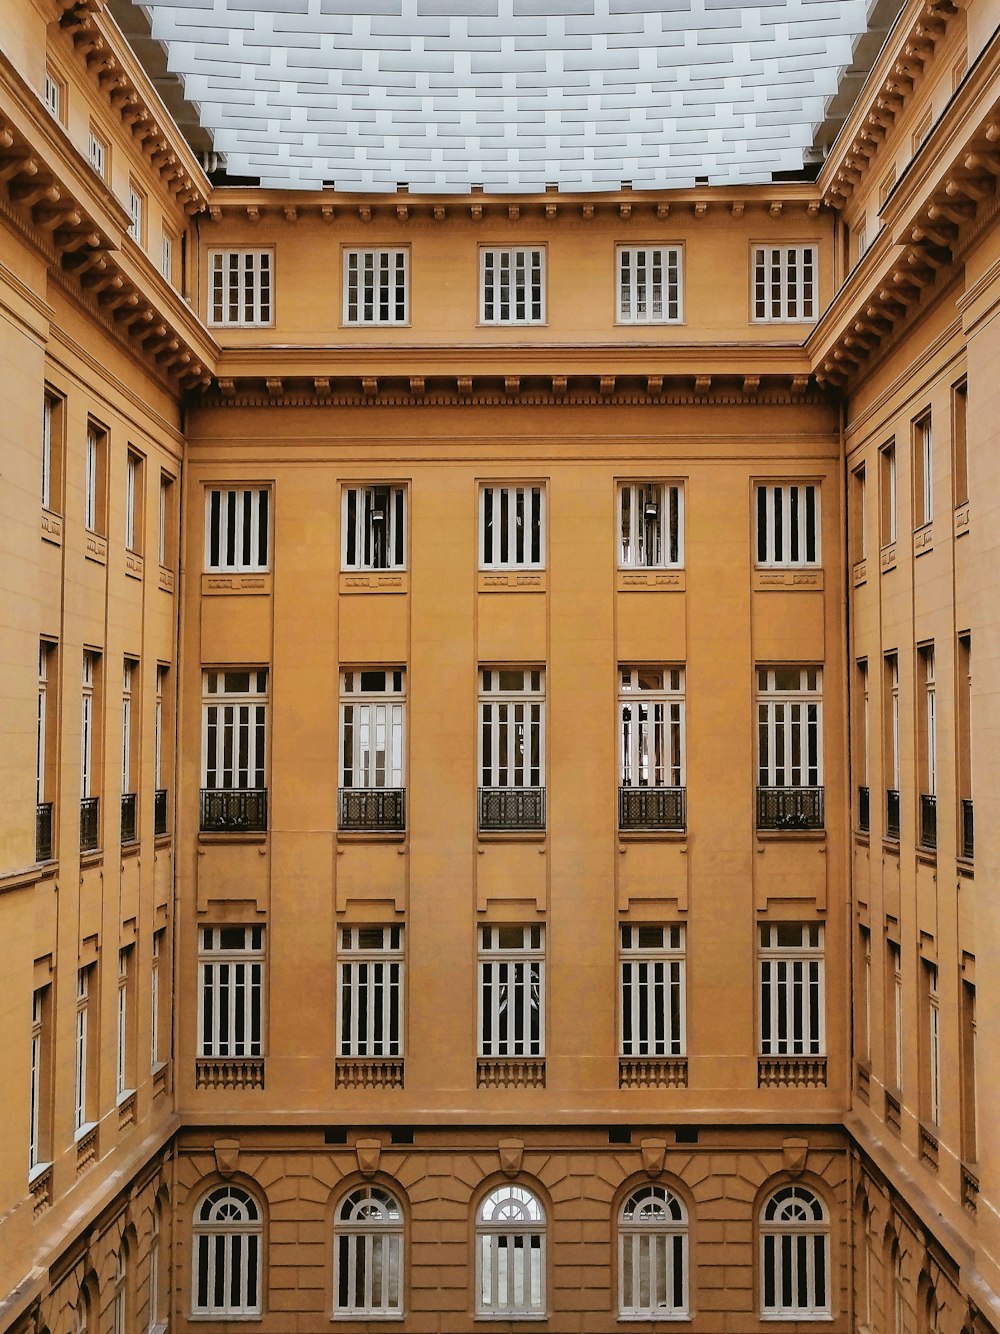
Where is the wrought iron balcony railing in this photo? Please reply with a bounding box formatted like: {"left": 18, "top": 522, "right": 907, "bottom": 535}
{"left": 80, "top": 796, "right": 100, "bottom": 853}
{"left": 120, "top": 792, "right": 137, "bottom": 844}
{"left": 338, "top": 787, "right": 406, "bottom": 832}
{"left": 961, "top": 798, "right": 974, "bottom": 860}
{"left": 478, "top": 786, "right": 545, "bottom": 832}
{"left": 857, "top": 785, "right": 870, "bottom": 833}
{"left": 885, "top": 789, "right": 900, "bottom": 840}
{"left": 618, "top": 785, "right": 686, "bottom": 831}
{"left": 755, "top": 785, "right": 824, "bottom": 831}
{"left": 36, "top": 802, "right": 53, "bottom": 862}
{"left": 154, "top": 788, "right": 168, "bottom": 836}
{"left": 919, "top": 793, "right": 937, "bottom": 850}
{"left": 200, "top": 787, "right": 268, "bottom": 833}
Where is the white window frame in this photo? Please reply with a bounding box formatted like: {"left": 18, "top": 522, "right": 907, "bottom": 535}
{"left": 154, "top": 665, "right": 165, "bottom": 791}
{"left": 752, "top": 245, "right": 817, "bottom": 323}
{"left": 915, "top": 413, "right": 933, "bottom": 526}
{"left": 343, "top": 248, "right": 409, "bottom": 326}
{"left": 478, "top": 925, "right": 544, "bottom": 1059}
{"left": 617, "top": 246, "right": 683, "bottom": 324}
{"left": 890, "top": 941, "right": 903, "bottom": 1092}
{"left": 618, "top": 1185, "right": 688, "bottom": 1319}
{"left": 125, "top": 450, "right": 141, "bottom": 553}
{"left": 37, "top": 643, "right": 49, "bottom": 805}
{"left": 29, "top": 989, "right": 44, "bottom": 1173}
{"left": 927, "top": 962, "right": 940, "bottom": 1126}
{"left": 127, "top": 184, "right": 144, "bottom": 245}
{"left": 74, "top": 967, "right": 91, "bottom": 1134}
{"left": 340, "top": 670, "right": 405, "bottom": 791}
{"left": 922, "top": 645, "right": 936, "bottom": 795}
{"left": 116, "top": 946, "right": 132, "bottom": 1100}
{"left": 202, "top": 670, "right": 268, "bottom": 792}
{"left": 883, "top": 444, "right": 897, "bottom": 545}
{"left": 476, "top": 1185, "right": 546, "bottom": 1318}
{"left": 338, "top": 926, "right": 404, "bottom": 1060}
{"left": 479, "top": 668, "right": 544, "bottom": 791}
{"left": 84, "top": 426, "right": 99, "bottom": 532}
{"left": 756, "top": 483, "right": 820, "bottom": 567}
{"left": 204, "top": 487, "right": 270, "bottom": 572}
{"left": 617, "top": 482, "right": 684, "bottom": 569}
{"left": 151, "top": 930, "right": 162, "bottom": 1069}
{"left": 88, "top": 130, "right": 107, "bottom": 180}
{"left": 42, "top": 395, "right": 53, "bottom": 510}
{"left": 341, "top": 484, "right": 406, "bottom": 571}
{"left": 758, "top": 924, "right": 825, "bottom": 1058}
{"left": 620, "top": 925, "right": 686, "bottom": 1059}
{"left": 760, "top": 1186, "right": 831, "bottom": 1319}
{"left": 333, "top": 1185, "right": 404, "bottom": 1318}
{"left": 757, "top": 667, "right": 823, "bottom": 788}
{"left": 192, "top": 1185, "right": 263, "bottom": 1317}
{"left": 158, "top": 473, "right": 172, "bottom": 567}
{"left": 887, "top": 654, "right": 900, "bottom": 790}
{"left": 81, "top": 652, "right": 97, "bottom": 800}
{"left": 480, "top": 247, "right": 545, "bottom": 325}
{"left": 121, "top": 658, "right": 136, "bottom": 794}
{"left": 161, "top": 232, "right": 173, "bottom": 282}
{"left": 197, "top": 926, "right": 265, "bottom": 1059}
{"left": 479, "top": 484, "right": 545, "bottom": 570}
{"left": 209, "top": 249, "right": 273, "bottom": 327}
{"left": 619, "top": 668, "right": 685, "bottom": 789}
{"left": 44, "top": 69, "right": 61, "bottom": 120}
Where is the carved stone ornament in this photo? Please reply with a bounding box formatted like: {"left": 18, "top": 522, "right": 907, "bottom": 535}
{"left": 498, "top": 1138, "right": 524, "bottom": 1177}
{"left": 214, "top": 1139, "right": 240, "bottom": 1178}
{"left": 782, "top": 1136, "right": 809, "bottom": 1177}
{"left": 356, "top": 1139, "right": 382, "bottom": 1178}
{"left": 640, "top": 1138, "right": 667, "bottom": 1178}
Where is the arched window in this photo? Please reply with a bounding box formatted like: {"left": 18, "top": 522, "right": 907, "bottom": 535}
{"left": 192, "top": 1185, "right": 263, "bottom": 1317}
{"left": 619, "top": 1185, "right": 688, "bottom": 1318}
{"left": 333, "top": 1186, "right": 404, "bottom": 1318}
{"left": 760, "top": 1185, "right": 830, "bottom": 1318}
{"left": 476, "top": 1185, "right": 545, "bottom": 1317}
{"left": 112, "top": 1250, "right": 127, "bottom": 1334}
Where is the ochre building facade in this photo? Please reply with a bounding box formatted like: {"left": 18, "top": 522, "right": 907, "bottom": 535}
{"left": 1, "top": 2, "right": 999, "bottom": 1333}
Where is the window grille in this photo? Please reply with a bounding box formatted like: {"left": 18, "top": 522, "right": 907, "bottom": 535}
{"left": 342, "top": 485, "right": 406, "bottom": 570}
{"left": 481, "top": 248, "right": 545, "bottom": 324}
{"left": 209, "top": 250, "right": 272, "bottom": 327}
{"left": 617, "top": 247, "right": 682, "bottom": 324}
{"left": 480, "top": 485, "right": 544, "bottom": 569}
{"left": 204, "top": 488, "right": 270, "bottom": 571}
{"left": 202, "top": 670, "right": 268, "bottom": 792}
{"left": 476, "top": 1185, "right": 545, "bottom": 1317}
{"left": 198, "top": 926, "right": 264, "bottom": 1059}
{"left": 619, "top": 668, "right": 684, "bottom": 789}
{"left": 757, "top": 667, "right": 822, "bottom": 788}
{"left": 479, "top": 925, "right": 543, "bottom": 1059}
{"left": 192, "top": 1185, "right": 262, "bottom": 1317}
{"left": 618, "top": 482, "right": 683, "bottom": 568}
{"left": 620, "top": 925, "right": 685, "bottom": 1059}
{"left": 479, "top": 669, "right": 544, "bottom": 790}
{"left": 619, "top": 1185, "right": 688, "bottom": 1318}
{"left": 339, "top": 926, "right": 404, "bottom": 1059}
{"left": 760, "top": 1185, "right": 830, "bottom": 1317}
{"left": 334, "top": 1186, "right": 404, "bottom": 1317}
{"left": 756, "top": 484, "right": 819, "bottom": 566}
{"left": 344, "top": 249, "right": 408, "bottom": 325}
{"left": 752, "top": 246, "right": 816, "bottom": 322}
{"left": 759, "top": 924, "right": 824, "bottom": 1057}
{"left": 340, "top": 669, "right": 405, "bottom": 798}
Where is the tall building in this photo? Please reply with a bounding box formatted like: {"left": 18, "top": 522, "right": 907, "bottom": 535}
{"left": 1, "top": 1, "right": 999, "bottom": 1332}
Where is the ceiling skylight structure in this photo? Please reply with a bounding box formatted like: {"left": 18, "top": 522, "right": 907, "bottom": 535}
{"left": 134, "top": 0, "right": 878, "bottom": 193}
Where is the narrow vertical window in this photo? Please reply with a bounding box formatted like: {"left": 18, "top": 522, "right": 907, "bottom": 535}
{"left": 617, "top": 246, "right": 683, "bottom": 324}
{"left": 209, "top": 250, "right": 273, "bottom": 326}
{"left": 922, "top": 961, "right": 940, "bottom": 1127}
{"left": 198, "top": 927, "right": 265, "bottom": 1060}
{"left": 618, "top": 668, "right": 685, "bottom": 831}
{"left": 480, "top": 485, "right": 545, "bottom": 569}
{"left": 341, "top": 485, "right": 406, "bottom": 570}
{"left": 758, "top": 924, "right": 824, "bottom": 1058}
{"left": 151, "top": 930, "right": 164, "bottom": 1068}
{"left": 343, "top": 249, "right": 408, "bottom": 325}
{"left": 339, "top": 670, "right": 406, "bottom": 831}
{"left": 619, "top": 925, "right": 685, "bottom": 1066}
{"left": 617, "top": 482, "right": 683, "bottom": 568}
{"left": 752, "top": 245, "right": 817, "bottom": 322}
{"left": 204, "top": 488, "right": 270, "bottom": 571}
{"left": 201, "top": 670, "right": 268, "bottom": 832}
{"left": 958, "top": 634, "right": 972, "bottom": 858}
{"left": 756, "top": 667, "right": 823, "bottom": 829}
{"left": 85, "top": 423, "right": 107, "bottom": 535}
{"left": 88, "top": 129, "right": 107, "bottom": 179}
{"left": 159, "top": 472, "right": 175, "bottom": 569}
{"left": 960, "top": 978, "right": 977, "bottom": 1165}
{"left": 851, "top": 464, "right": 866, "bottom": 563}
{"left": 29, "top": 986, "right": 51, "bottom": 1175}
{"left": 36, "top": 641, "right": 56, "bottom": 860}
{"left": 880, "top": 442, "right": 896, "bottom": 547}
{"left": 74, "top": 965, "right": 95, "bottom": 1133}
{"left": 334, "top": 1186, "right": 405, "bottom": 1317}
{"left": 478, "top": 925, "right": 544, "bottom": 1060}
{"left": 127, "top": 183, "right": 145, "bottom": 245}
{"left": 480, "top": 248, "right": 545, "bottom": 324}
{"left": 125, "top": 450, "right": 144, "bottom": 554}
{"left": 755, "top": 484, "right": 820, "bottom": 566}
{"left": 121, "top": 658, "right": 138, "bottom": 844}
{"left": 42, "top": 392, "right": 63, "bottom": 513}
{"left": 116, "top": 946, "right": 134, "bottom": 1099}
{"left": 44, "top": 68, "right": 62, "bottom": 120}
{"left": 884, "top": 653, "right": 900, "bottom": 838}
{"left": 914, "top": 413, "right": 933, "bottom": 527}
{"left": 81, "top": 651, "right": 101, "bottom": 852}
{"left": 155, "top": 664, "right": 168, "bottom": 835}
{"left": 887, "top": 940, "right": 903, "bottom": 1093}
{"left": 952, "top": 378, "right": 969, "bottom": 508}
{"left": 161, "top": 232, "right": 174, "bottom": 283}
{"left": 858, "top": 925, "right": 872, "bottom": 1065}
{"left": 917, "top": 645, "right": 936, "bottom": 849}
{"left": 856, "top": 659, "right": 869, "bottom": 832}
{"left": 478, "top": 669, "right": 545, "bottom": 831}
{"left": 338, "top": 926, "right": 404, "bottom": 1065}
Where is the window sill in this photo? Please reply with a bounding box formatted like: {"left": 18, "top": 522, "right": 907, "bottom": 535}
{"left": 752, "top": 567, "right": 824, "bottom": 592}
{"left": 28, "top": 1160, "right": 53, "bottom": 1186}
{"left": 125, "top": 551, "right": 144, "bottom": 580}
{"left": 74, "top": 1121, "right": 97, "bottom": 1143}
{"left": 475, "top": 1313, "right": 547, "bottom": 1322}
{"left": 913, "top": 521, "right": 933, "bottom": 556}
{"left": 41, "top": 508, "right": 63, "bottom": 544}
{"left": 618, "top": 830, "right": 687, "bottom": 844}
{"left": 755, "top": 829, "right": 826, "bottom": 844}
{"left": 478, "top": 831, "right": 546, "bottom": 844}
{"left": 85, "top": 530, "right": 108, "bottom": 563}
{"left": 154, "top": 832, "right": 172, "bottom": 848}
{"left": 478, "top": 570, "right": 546, "bottom": 593}
{"left": 616, "top": 568, "right": 685, "bottom": 593}
{"left": 852, "top": 558, "right": 867, "bottom": 587}
{"left": 189, "top": 1315, "right": 262, "bottom": 1323}
{"left": 332, "top": 1312, "right": 404, "bottom": 1322}
{"left": 201, "top": 571, "right": 271, "bottom": 595}
{"left": 198, "top": 831, "right": 268, "bottom": 846}
{"left": 617, "top": 1314, "right": 690, "bottom": 1323}
{"left": 337, "top": 831, "right": 406, "bottom": 844}
{"left": 158, "top": 564, "right": 175, "bottom": 593}
{"left": 954, "top": 501, "right": 970, "bottom": 536}
{"left": 340, "top": 570, "right": 408, "bottom": 595}
{"left": 759, "top": 1315, "right": 832, "bottom": 1323}
{"left": 80, "top": 849, "right": 104, "bottom": 868}
{"left": 879, "top": 542, "right": 896, "bottom": 573}
{"left": 121, "top": 840, "right": 141, "bottom": 858}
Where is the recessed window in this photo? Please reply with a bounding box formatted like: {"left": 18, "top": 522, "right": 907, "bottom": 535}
{"left": 85, "top": 422, "right": 108, "bottom": 535}
{"left": 44, "top": 69, "right": 63, "bottom": 121}
{"left": 479, "top": 668, "right": 545, "bottom": 831}
{"left": 204, "top": 487, "right": 270, "bottom": 572}
{"left": 116, "top": 945, "right": 134, "bottom": 1099}
{"left": 617, "top": 246, "right": 682, "bottom": 324}
{"left": 192, "top": 1185, "right": 263, "bottom": 1317}
{"left": 476, "top": 1184, "right": 545, "bottom": 1317}
{"left": 478, "top": 925, "right": 544, "bottom": 1060}
{"left": 127, "top": 182, "right": 145, "bottom": 245}
{"left": 209, "top": 250, "right": 273, "bottom": 327}
{"left": 879, "top": 441, "right": 896, "bottom": 547}
{"left": 88, "top": 129, "right": 108, "bottom": 180}
{"left": 29, "top": 985, "right": 52, "bottom": 1175}
{"left": 339, "top": 670, "right": 406, "bottom": 832}
{"left": 198, "top": 926, "right": 264, "bottom": 1059}
{"left": 201, "top": 670, "right": 269, "bottom": 831}
{"left": 760, "top": 1185, "right": 830, "bottom": 1318}
{"left": 913, "top": 412, "right": 933, "bottom": 527}
{"left": 342, "top": 484, "right": 406, "bottom": 570}
{"left": 756, "top": 483, "right": 820, "bottom": 567}
{"left": 618, "top": 482, "right": 683, "bottom": 568}
{"left": 756, "top": 666, "right": 823, "bottom": 829}
{"left": 480, "top": 247, "right": 545, "bottom": 324}
{"left": 620, "top": 924, "right": 685, "bottom": 1060}
{"left": 758, "top": 923, "right": 824, "bottom": 1058}
{"left": 42, "top": 391, "right": 64, "bottom": 514}
{"left": 158, "top": 471, "right": 176, "bottom": 569}
{"left": 752, "top": 245, "right": 816, "bottom": 322}
{"left": 161, "top": 232, "right": 174, "bottom": 283}
{"left": 125, "top": 449, "right": 144, "bottom": 554}
{"left": 619, "top": 1185, "right": 688, "bottom": 1318}
{"left": 74, "top": 964, "right": 97, "bottom": 1133}
{"left": 338, "top": 926, "right": 404, "bottom": 1061}
{"left": 480, "top": 484, "right": 544, "bottom": 569}
{"left": 952, "top": 378, "right": 968, "bottom": 508}
{"left": 334, "top": 1186, "right": 404, "bottom": 1317}
{"left": 343, "top": 248, "right": 408, "bottom": 325}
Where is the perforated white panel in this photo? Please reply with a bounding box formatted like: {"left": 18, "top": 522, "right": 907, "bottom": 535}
{"left": 136, "top": 0, "right": 875, "bottom": 192}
